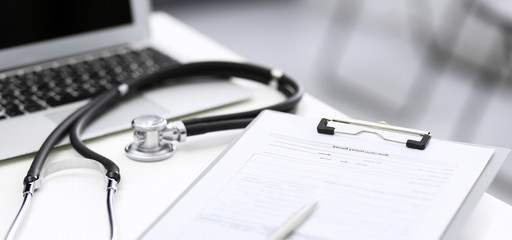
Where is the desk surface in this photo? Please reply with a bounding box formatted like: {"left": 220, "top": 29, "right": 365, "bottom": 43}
{"left": 0, "top": 12, "right": 511, "bottom": 240}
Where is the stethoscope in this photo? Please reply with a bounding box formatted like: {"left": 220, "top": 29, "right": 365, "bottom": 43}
{"left": 5, "top": 61, "right": 304, "bottom": 240}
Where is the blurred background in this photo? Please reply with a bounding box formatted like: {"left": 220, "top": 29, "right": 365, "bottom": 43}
{"left": 152, "top": 0, "right": 512, "bottom": 204}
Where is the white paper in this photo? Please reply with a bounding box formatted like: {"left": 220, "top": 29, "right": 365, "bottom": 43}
{"left": 142, "top": 111, "right": 495, "bottom": 240}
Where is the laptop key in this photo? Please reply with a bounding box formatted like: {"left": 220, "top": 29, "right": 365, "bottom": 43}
{"left": 5, "top": 105, "right": 24, "bottom": 117}
{"left": 24, "top": 103, "right": 45, "bottom": 113}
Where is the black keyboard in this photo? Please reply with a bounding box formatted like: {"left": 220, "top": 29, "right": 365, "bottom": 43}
{"left": 0, "top": 48, "right": 178, "bottom": 120}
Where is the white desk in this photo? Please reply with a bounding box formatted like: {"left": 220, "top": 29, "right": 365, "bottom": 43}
{"left": 0, "top": 12, "right": 511, "bottom": 240}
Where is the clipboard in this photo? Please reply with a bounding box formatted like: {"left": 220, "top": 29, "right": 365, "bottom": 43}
{"left": 140, "top": 110, "right": 508, "bottom": 240}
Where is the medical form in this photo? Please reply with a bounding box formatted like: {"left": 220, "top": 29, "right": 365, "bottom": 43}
{"left": 141, "top": 110, "right": 502, "bottom": 240}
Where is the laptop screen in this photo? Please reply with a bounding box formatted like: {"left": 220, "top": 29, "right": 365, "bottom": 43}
{"left": 1, "top": 0, "right": 132, "bottom": 50}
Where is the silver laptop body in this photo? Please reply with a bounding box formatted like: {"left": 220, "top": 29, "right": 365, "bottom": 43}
{"left": 0, "top": 0, "right": 248, "bottom": 161}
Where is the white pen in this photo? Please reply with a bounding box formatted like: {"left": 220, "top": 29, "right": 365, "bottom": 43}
{"left": 266, "top": 199, "right": 319, "bottom": 240}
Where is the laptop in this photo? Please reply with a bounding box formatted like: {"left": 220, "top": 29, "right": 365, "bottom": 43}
{"left": 0, "top": 0, "right": 249, "bottom": 161}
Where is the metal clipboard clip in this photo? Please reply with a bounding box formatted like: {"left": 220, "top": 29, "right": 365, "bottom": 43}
{"left": 317, "top": 118, "right": 431, "bottom": 150}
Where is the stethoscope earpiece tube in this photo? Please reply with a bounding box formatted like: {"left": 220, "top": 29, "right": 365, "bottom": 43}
{"left": 69, "top": 89, "right": 123, "bottom": 183}
{"left": 24, "top": 91, "right": 113, "bottom": 186}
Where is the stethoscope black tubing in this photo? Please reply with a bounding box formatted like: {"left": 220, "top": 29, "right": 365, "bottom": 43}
{"left": 69, "top": 89, "right": 123, "bottom": 182}
{"left": 185, "top": 118, "right": 255, "bottom": 136}
{"left": 24, "top": 61, "right": 304, "bottom": 188}
{"left": 183, "top": 75, "right": 301, "bottom": 125}
{"left": 183, "top": 73, "right": 302, "bottom": 135}
{"left": 23, "top": 91, "right": 113, "bottom": 185}
{"left": 182, "top": 66, "right": 302, "bottom": 126}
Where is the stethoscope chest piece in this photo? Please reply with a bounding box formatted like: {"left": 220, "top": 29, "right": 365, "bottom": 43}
{"left": 125, "top": 115, "right": 177, "bottom": 162}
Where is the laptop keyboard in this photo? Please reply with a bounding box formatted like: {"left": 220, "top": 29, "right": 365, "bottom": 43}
{"left": 0, "top": 48, "right": 178, "bottom": 120}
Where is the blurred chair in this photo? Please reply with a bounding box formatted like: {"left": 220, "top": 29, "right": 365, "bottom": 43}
{"left": 314, "top": 0, "right": 510, "bottom": 119}
{"left": 474, "top": 0, "right": 512, "bottom": 80}
{"left": 431, "top": 0, "right": 512, "bottom": 80}
{"left": 313, "top": 0, "right": 445, "bottom": 122}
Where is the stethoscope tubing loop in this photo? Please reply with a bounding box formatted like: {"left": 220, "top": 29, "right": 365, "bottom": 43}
{"left": 13, "top": 61, "right": 304, "bottom": 240}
